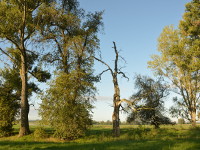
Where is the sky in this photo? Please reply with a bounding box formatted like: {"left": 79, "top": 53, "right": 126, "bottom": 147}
{"left": 77, "top": 0, "right": 191, "bottom": 121}
{"left": 1, "top": 0, "right": 191, "bottom": 121}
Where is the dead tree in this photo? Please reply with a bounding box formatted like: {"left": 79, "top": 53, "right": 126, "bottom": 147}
{"left": 94, "top": 41, "right": 128, "bottom": 137}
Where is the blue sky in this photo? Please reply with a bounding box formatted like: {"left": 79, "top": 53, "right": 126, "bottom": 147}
{"left": 0, "top": 0, "right": 191, "bottom": 121}
{"left": 76, "top": 0, "right": 191, "bottom": 121}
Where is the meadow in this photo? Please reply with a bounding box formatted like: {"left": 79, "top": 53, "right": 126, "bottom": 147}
{"left": 0, "top": 123, "right": 200, "bottom": 150}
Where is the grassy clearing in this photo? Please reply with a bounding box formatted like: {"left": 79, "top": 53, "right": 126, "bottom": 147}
{"left": 0, "top": 124, "right": 200, "bottom": 150}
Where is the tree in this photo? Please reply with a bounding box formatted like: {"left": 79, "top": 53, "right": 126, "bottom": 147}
{"left": 39, "top": 72, "right": 94, "bottom": 140}
{"left": 94, "top": 42, "right": 129, "bottom": 137}
{"left": 0, "top": 0, "right": 51, "bottom": 136}
{"left": 36, "top": 1, "right": 103, "bottom": 74}
{"left": 148, "top": 0, "right": 200, "bottom": 127}
{"left": 127, "top": 75, "right": 171, "bottom": 128}
{"left": 0, "top": 59, "right": 48, "bottom": 137}
{"left": 0, "top": 68, "right": 20, "bottom": 137}
{"left": 38, "top": 0, "right": 103, "bottom": 140}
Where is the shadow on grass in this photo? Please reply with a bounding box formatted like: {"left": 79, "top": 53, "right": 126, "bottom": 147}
{"left": 2, "top": 125, "right": 200, "bottom": 150}
{"left": 2, "top": 139, "right": 200, "bottom": 150}
{"left": 1, "top": 136, "right": 200, "bottom": 150}
{"left": 0, "top": 140, "right": 174, "bottom": 150}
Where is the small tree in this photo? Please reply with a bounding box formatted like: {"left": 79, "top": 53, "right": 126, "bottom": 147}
{"left": 127, "top": 75, "right": 171, "bottom": 128}
{"left": 178, "top": 118, "right": 185, "bottom": 124}
{"left": 0, "top": 62, "right": 48, "bottom": 137}
{"left": 0, "top": 68, "right": 20, "bottom": 137}
{"left": 39, "top": 72, "right": 94, "bottom": 140}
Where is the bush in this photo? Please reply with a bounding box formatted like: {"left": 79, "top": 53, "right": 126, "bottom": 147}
{"left": 0, "top": 88, "right": 20, "bottom": 137}
{"left": 0, "top": 122, "right": 13, "bottom": 137}
{"left": 178, "top": 118, "right": 185, "bottom": 124}
{"left": 34, "top": 128, "right": 47, "bottom": 139}
{"left": 39, "top": 72, "right": 94, "bottom": 140}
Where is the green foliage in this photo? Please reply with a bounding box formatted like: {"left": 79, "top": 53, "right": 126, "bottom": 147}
{"left": 36, "top": 1, "right": 103, "bottom": 73}
{"left": 178, "top": 118, "right": 185, "bottom": 124}
{"left": 39, "top": 72, "right": 94, "bottom": 140}
{"left": 33, "top": 127, "right": 47, "bottom": 139}
{"left": 148, "top": 0, "right": 200, "bottom": 125}
{"left": 0, "top": 0, "right": 52, "bottom": 136}
{"left": 127, "top": 75, "right": 172, "bottom": 128}
{"left": 38, "top": 0, "right": 102, "bottom": 140}
{"left": 0, "top": 68, "right": 20, "bottom": 137}
{"left": 1, "top": 125, "right": 200, "bottom": 150}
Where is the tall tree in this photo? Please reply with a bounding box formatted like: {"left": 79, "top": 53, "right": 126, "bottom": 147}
{"left": 0, "top": 0, "right": 51, "bottom": 136}
{"left": 94, "top": 42, "right": 128, "bottom": 137}
{"left": 148, "top": 0, "right": 200, "bottom": 127}
{"left": 38, "top": 1, "right": 103, "bottom": 139}
{"left": 36, "top": 1, "right": 103, "bottom": 73}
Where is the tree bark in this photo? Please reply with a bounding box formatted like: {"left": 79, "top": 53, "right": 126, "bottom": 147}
{"left": 18, "top": 51, "right": 30, "bottom": 137}
{"left": 112, "top": 75, "right": 121, "bottom": 137}
{"left": 191, "top": 110, "right": 196, "bottom": 127}
{"left": 94, "top": 42, "right": 127, "bottom": 137}
{"left": 112, "top": 101, "right": 120, "bottom": 137}
{"left": 18, "top": 1, "right": 30, "bottom": 137}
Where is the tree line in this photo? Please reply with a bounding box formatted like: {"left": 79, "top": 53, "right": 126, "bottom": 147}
{"left": 0, "top": 0, "right": 199, "bottom": 139}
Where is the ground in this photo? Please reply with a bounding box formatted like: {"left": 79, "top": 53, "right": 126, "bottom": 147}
{"left": 0, "top": 123, "right": 200, "bottom": 150}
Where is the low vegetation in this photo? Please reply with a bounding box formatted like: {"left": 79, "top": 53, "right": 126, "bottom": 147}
{"left": 0, "top": 124, "right": 200, "bottom": 150}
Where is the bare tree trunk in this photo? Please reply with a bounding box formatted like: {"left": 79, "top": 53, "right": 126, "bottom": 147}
{"left": 191, "top": 110, "right": 196, "bottom": 127}
{"left": 112, "top": 100, "right": 120, "bottom": 137}
{"left": 18, "top": 51, "right": 30, "bottom": 137}
{"left": 112, "top": 76, "right": 121, "bottom": 137}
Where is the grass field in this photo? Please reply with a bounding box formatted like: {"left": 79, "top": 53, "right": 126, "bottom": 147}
{"left": 0, "top": 123, "right": 200, "bottom": 150}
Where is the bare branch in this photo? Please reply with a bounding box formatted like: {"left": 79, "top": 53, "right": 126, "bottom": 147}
{"left": 94, "top": 56, "right": 114, "bottom": 76}
{"left": 98, "top": 68, "right": 110, "bottom": 79}
{"left": 54, "top": 38, "right": 65, "bottom": 61}
{"left": 0, "top": 48, "right": 15, "bottom": 63}
{"left": 119, "top": 55, "right": 127, "bottom": 64}
{"left": 113, "top": 41, "right": 118, "bottom": 73}
{"left": 119, "top": 99, "right": 136, "bottom": 111}
{"left": 119, "top": 104, "right": 129, "bottom": 113}
{"left": 117, "top": 71, "right": 129, "bottom": 81}
{"left": 5, "top": 36, "right": 21, "bottom": 51}
{"left": 24, "top": 32, "right": 34, "bottom": 42}
{"left": 136, "top": 107, "right": 155, "bottom": 111}
{"left": 28, "top": 70, "right": 37, "bottom": 79}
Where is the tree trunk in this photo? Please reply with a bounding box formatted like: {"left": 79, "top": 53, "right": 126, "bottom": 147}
{"left": 18, "top": 52, "right": 30, "bottom": 137}
{"left": 112, "top": 102, "right": 120, "bottom": 137}
{"left": 112, "top": 79, "right": 121, "bottom": 137}
{"left": 191, "top": 110, "right": 196, "bottom": 127}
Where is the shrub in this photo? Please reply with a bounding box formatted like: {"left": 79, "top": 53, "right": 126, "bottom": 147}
{"left": 178, "top": 118, "right": 185, "bottom": 124}
{"left": 34, "top": 128, "right": 47, "bottom": 139}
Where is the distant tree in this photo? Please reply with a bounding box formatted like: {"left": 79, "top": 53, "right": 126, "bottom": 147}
{"left": 178, "top": 118, "right": 185, "bottom": 124}
{"left": 148, "top": 0, "right": 200, "bottom": 127}
{"left": 94, "top": 42, "right": 129, "bottom": 137}
{"left": 127, "top": 75, "right": 171, "bottom": 129}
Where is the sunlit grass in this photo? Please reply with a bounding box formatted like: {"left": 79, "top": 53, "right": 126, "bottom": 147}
{"left": 0, "top": 124, "right": 200, "bottom": 150}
